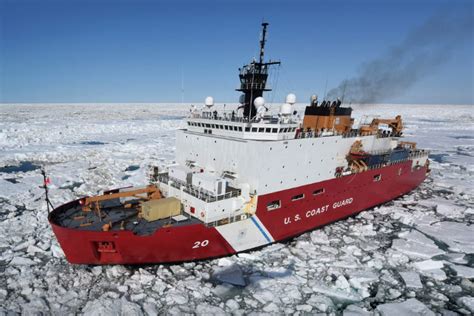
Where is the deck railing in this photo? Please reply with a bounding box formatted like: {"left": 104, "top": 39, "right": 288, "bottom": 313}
{"left": 158, "top": 173, "right": 241, "bottom": 203}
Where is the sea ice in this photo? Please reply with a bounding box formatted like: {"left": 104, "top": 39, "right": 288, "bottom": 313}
{"left": 456, "top": 296, "right": 474, "bottom": 313}
{"left": 399, "top": 271, "right": 423, "bottom": 289}
{"left": 212, "top": 263, "right": 246, "bottom": 286}
{"left": 391, "top": 230, "right": 444, "bottom": 259}
{"left": 449, "top": 264, "right": 474, "bottom": 279}
{"left": 376, "top": 298, "right": 434, "bottom": 316}
{"left": 416, "top": 221, "right": 474, "bottom": 254}
{"left": 1, "top": 103, "right": 473, "bottom": 314}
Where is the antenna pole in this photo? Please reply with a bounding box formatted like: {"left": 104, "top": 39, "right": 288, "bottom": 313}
{"left": 41, "top": 168, "right": 54, "bottom": 213}
{"left": 259, "top": 22, "right": 269, "bottom": 64}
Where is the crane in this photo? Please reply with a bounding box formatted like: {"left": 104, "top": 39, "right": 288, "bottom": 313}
{"left": 359, "top": 115, "right": 403, "bottom": 136}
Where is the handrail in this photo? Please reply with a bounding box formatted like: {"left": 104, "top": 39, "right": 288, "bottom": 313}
{"left": 158, "top": 174, "right": 241, "bottom": 202}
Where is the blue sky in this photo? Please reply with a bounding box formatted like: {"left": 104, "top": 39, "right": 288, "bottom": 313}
{"left": 1, "top": 0, "right": 472, "bottom": 104}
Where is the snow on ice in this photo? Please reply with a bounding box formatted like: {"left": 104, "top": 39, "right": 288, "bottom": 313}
{"left": 0, "top": 103, "right": 473, "bottom": 314}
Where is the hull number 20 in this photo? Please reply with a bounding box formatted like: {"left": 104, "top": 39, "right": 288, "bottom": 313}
{"left": 192, "top": 240, "right": 209, "bottom": 249}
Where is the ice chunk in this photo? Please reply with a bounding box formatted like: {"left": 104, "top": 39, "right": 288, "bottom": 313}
{"left": 196, "top": 303, "right": 226, "bottom": 315}
{"left": 50, "top": 244, "right": 64, "bottom": 258}
{"left": 312, "top": 285, "right": 362, "bottom": 304}
{"left": 416, "top": 221, "right": 474, "bottom": 254}
{"left": 310, "top": 230, "right": 330, "bottom": 245}
{"left": 392, "top": 230, "right": 444, "bottom": 259}
{"left": 143, "top": 302, "right": 158, "bottom": 315}
{"left": 457, "top": 296, "right": 474, "bottom": 313}
{"left": 296, "top": 304, "right": 313, "bottom": 312}
{"left": 82, "top": 297, "right": 142, "bottom": 315}
{"left": 376, "top": 298, "right": 434, "bottom": 316}
{"left": 450, "top": 264, "right": 474, "bottom": 279}
{"left": 225, "top": 299, "right": 240, "bottom": 311}
{"left": 349, "top": 271, "right": 378, "bottom": 298}
{"left": 10, "top": 256, "right": 36, "bottom": 266}
{"left": 399, "top": 271, "right": 423, "bottom": 289}
{"left": 217, "top": 257, "right": 233, "bottom": 267}
{"left": 212, "top": 263, "right": 245, "bottom": 286}
{"left": 433, "top": 199, "right": 465, "bottom": 218}
{"left": 412, "top": 259, "right": 447, "bottom": 281}
{"left": 343, "top": 304, "right": 372, "bottom": 316}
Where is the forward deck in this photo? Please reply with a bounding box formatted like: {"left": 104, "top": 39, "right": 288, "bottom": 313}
{"left": 50, "top": 198, "right": 200, "bottom": 236}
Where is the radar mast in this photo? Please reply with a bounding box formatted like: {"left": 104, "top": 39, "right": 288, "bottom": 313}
{"left": 237, "top": 22, "right": 280, "bottom": 120}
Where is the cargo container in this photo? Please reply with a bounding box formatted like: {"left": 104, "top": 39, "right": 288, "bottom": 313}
{"left": 141, "top": 197, "right": 181, "bottom": 222}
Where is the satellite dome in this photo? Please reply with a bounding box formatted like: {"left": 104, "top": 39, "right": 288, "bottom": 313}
{"left": 205, "top": 96, "right": 214, "bottom": 108}
{"left": 311, "top": 94, "right": 318, "bottom": 102}
{"left": 253, "top": 97, "right": 265, "bottom": 108}
{"left": 286, "top": 93, "right": 296, "bottom": 105}
{"left": 280, "top": 103, "right": 292, "bottom": 115}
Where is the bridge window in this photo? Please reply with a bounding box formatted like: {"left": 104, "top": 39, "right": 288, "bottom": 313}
{"left": 224, "top": 125, "right": 229, "bottom": 130}
{"left": 252, "top": 127, "right": 257, "bottom": 132}
{"left": 272, "top": 128, "right": 278, "bottom": 133}
{"left": 266, "top": 128, "right": 271, "bottom": 133}
{"left": 258, "top": 128, "right": 264, "bottom": 132}
{"left": 238, "top": 126, "right": 243, "bottom": 131}
{"left": 245, "top": 127, "right": 250, "bottom": 132}
{"left": 267, "top": 200, "right": 281, "bottom": 211}
{"left": 291, "top": 193, "right": 305, "bottom": 201}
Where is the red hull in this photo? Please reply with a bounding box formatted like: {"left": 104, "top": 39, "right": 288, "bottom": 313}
{"left": 50, "top": 161, "right": 427, "bottom": 264}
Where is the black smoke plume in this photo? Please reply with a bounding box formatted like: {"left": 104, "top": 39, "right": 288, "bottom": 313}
{"left": 326, "top": 10, "right": 473, "bottom": 104}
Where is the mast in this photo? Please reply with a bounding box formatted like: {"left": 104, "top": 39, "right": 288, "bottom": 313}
{"left": 237, "top": 22, "right": 280, "bottom": 120}
{"left": 259, "top": 22, "right": 268, "bottom": 64}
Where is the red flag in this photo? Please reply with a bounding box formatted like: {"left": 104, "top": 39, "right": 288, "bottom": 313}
{"left": 44, "top": 177, "right": 51, "bottom": 186}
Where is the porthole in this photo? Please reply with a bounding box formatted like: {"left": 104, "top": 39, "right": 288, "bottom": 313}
{"left": 291, "top": 193, "right": 305, "bottom": 201}
{"left": 313, "top": 188, "right": 325, "bottom": 195}
{"left": 267, "top": 200, "right": 281, "bottom": 211}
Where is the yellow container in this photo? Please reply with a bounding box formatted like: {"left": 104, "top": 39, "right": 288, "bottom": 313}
{"left": 141, "top": 197, "right": 181, "bottom": 222}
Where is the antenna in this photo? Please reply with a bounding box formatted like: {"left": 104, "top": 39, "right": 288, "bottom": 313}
{"left": 40, "top": 168, "right": 54, "bottom": 213}
{"left": 259, "top": 22, "right": 269, "bottom": 64}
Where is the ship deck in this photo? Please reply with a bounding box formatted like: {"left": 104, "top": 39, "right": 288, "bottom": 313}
{"left": 50, "top": 198, "right": 201, "bottom": 236}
